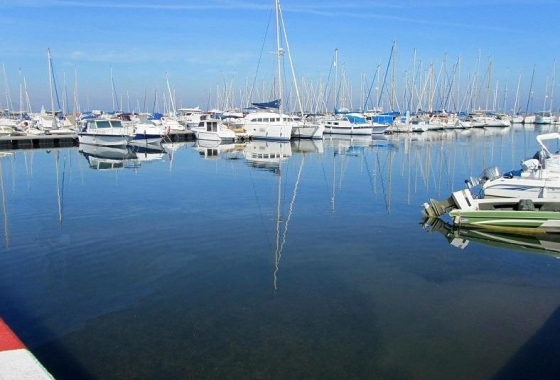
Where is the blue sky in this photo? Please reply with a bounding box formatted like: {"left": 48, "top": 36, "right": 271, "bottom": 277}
{"left": 0, "top": 0, "right": 559, "bottom": 114}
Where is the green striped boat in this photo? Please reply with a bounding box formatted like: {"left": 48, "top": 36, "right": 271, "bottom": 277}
{"left": 423, "top": 189, "right": 560, "bottom": 234}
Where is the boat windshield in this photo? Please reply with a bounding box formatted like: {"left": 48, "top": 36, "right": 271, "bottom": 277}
{"left": 95, "top": 120, "right": 111, "bottom": 129}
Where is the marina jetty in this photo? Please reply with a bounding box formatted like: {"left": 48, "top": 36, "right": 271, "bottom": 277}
{"left": 0, "top": 131, "right": 194, "bottom": 151}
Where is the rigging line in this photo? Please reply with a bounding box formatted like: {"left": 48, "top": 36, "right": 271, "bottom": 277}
{"left": 278, "top": 6, "right": 304, "bottom": 115}
{"left": 248, "top": 6, "right": 274, "bottom": 106}
{"left": 321, "top": 50, "right": 336, "bottom": 112}
{"left": 377, "top": 42, "right": 395, "bottom": 108}
{"left": 274, "top": 153, "right": 305, "bottom": 292}
{"left": 363, "top": 64, "right": 381, "bottom": 111}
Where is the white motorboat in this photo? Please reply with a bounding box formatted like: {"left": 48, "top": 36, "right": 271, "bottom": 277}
{"left": 321, "top": 113, "right": 373, "bottom": 135}
{"left": 291, "top": 121, "right": 325, "bottom": 139}
{"left": 467, "top": 133, "right": 560, "bottom": 199}
{"left": 130, "top": 122, "right": 165, "bottom": 146}
{"left": 191, "top": 118, "right": 236, "bottom": 142}
{"left": 78, "top": 119, "right": 133, "bottom": 146}
{"left": 240, "top": 111, "right": 295, "bottom": 141}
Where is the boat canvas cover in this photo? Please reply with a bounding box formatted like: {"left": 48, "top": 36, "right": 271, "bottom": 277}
{"left": 251, "top": 99, "right": 280, "bottom": 109}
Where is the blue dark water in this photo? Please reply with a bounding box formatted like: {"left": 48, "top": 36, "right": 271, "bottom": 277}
{"left": 2, "top": 126, "right": 560, "bottom": 379}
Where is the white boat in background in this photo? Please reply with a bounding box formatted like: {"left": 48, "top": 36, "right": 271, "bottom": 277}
{"left": 523, "top": 114, "right": 537, "bottom": 124}
{"left": 291, "top": 121, "right": 325, "bottom": 139}
{"left": 159, "top": 116, "right": 185, "bottom": 133}
{"left": 130, "top": 122, "right": 165, "bottom": 146}
{"left": 535, "top": 111, "right": 553, "bottom": 125}
{"left": 78, "top": 119, "right": 133, "bottom": 146}
{"left": 469, "top": 111, "right": 511, "bottom": 127}
{"left": 0, "top": 125, "right": 15, "bottom": 136}
{"left": 321, "top": 113, "right": 373, "bottom": 135}
{"left": 191, "top": 118, "right": 236, "bottom": 142}
{"left": 241, "top": 111, "right": 296, "bottom": 141}
{"left": 177, "top": 107, "right": 204, "bottom": 128}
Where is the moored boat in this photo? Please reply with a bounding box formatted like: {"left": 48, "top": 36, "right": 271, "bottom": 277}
{"left": 191, "top": 118, "right": 236, "bottom": 142}
{"left": 423, "top": 188, "right": 560, "bottom": 233}
{"left": 240, "top": 111, "right": 295, "bottom": 141}
{"left": 321, "top": 113, "right": 373, "bottom": 135}
{"left": 467, "top": 133, "right": 560, "bottom": 199}
{"left": 291, "top": 120, "right": 325, "bottom": 139}
{"left": 78, "top": 119, "right": 132, "bottom": 146}
{"left": 129, "top": 122, "right": 165, "bottom": 146}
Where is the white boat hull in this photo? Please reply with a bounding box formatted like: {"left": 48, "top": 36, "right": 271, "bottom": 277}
{"left": 130, "top": 124, "right": 164, "bottom": 146}
{"left": 483, "top": 181, "right": 560, "bottom": 199}
{"left": 324, "top": 125, "right": 372, "bottom": 135}
{"left": 371, "top": 123, "right": 391, "bottom": 134}
{"left": 193, "top": 128, "right": 236, "bottom": 142}
{"left": 292, "top": 123, "right": 325, "bottom": 139}
{"left": 244, "top": 123, "right": 293, "bottom": 141}
{"left": 78, "top": 133, "right": 130, "bottom": 146}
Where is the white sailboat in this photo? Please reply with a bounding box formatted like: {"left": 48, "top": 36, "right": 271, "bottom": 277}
{"left": 35, "top": 49, "right": 73, "bottom": 134}
{"left": 243, "top": 0, "right": 319, "bottom": 141}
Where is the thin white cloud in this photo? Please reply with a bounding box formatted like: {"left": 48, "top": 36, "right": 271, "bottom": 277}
{"left": 2, "top": 0, "right": 554, "bottom": 10}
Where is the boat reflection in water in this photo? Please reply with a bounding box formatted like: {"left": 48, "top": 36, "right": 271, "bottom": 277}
{"left": 79, "top": 144, "right": 140, "bottom": 171}
{"left": 290, "top": 138, "right": 324, "bottom": 154}
{"left": 243, "top": 140, "right": 292, "bottom": 173}
{"left": 193, "top": 139, "right": 246, "bottom": 160}
{"left": 130, "top": 144, "right": 167, "bottom": 164}
{"left": 422, "top": 216, "right": 560, "bottom": 257}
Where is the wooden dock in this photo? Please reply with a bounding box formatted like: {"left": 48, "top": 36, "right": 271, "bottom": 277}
{"left": 0, "top": 131, "right": 195, "bottom": 151}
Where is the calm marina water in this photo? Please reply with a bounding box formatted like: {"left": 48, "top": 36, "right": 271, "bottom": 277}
{"left": 2, "top": 125, "right": 560, "bottom": 379}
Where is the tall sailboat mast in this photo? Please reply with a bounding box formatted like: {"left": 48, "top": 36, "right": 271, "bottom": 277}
{"left": 47, "top": 48, "right": 55, "bottom": 117}
{"left": 46, "top": 48, "right": 59, "bottom": 129}
{"left": 275, "top": 0, "right": 284, "bottom": 120}
{"left": 110, "top": 66, "right": 119, "bottom": 112}
{"left": 525, "top": 65, "right": 535, "bottom": 115}
{"left": 166, "top": 72, "right": 177, "bottom": 116}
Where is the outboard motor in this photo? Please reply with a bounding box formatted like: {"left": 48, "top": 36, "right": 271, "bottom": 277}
{"left": 480, "top": 166, "right": 501, "bottom": 184}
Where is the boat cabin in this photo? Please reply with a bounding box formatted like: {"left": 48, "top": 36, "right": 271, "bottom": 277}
{"left": 83, "top": 119, "right": 124, "bottom": 132}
